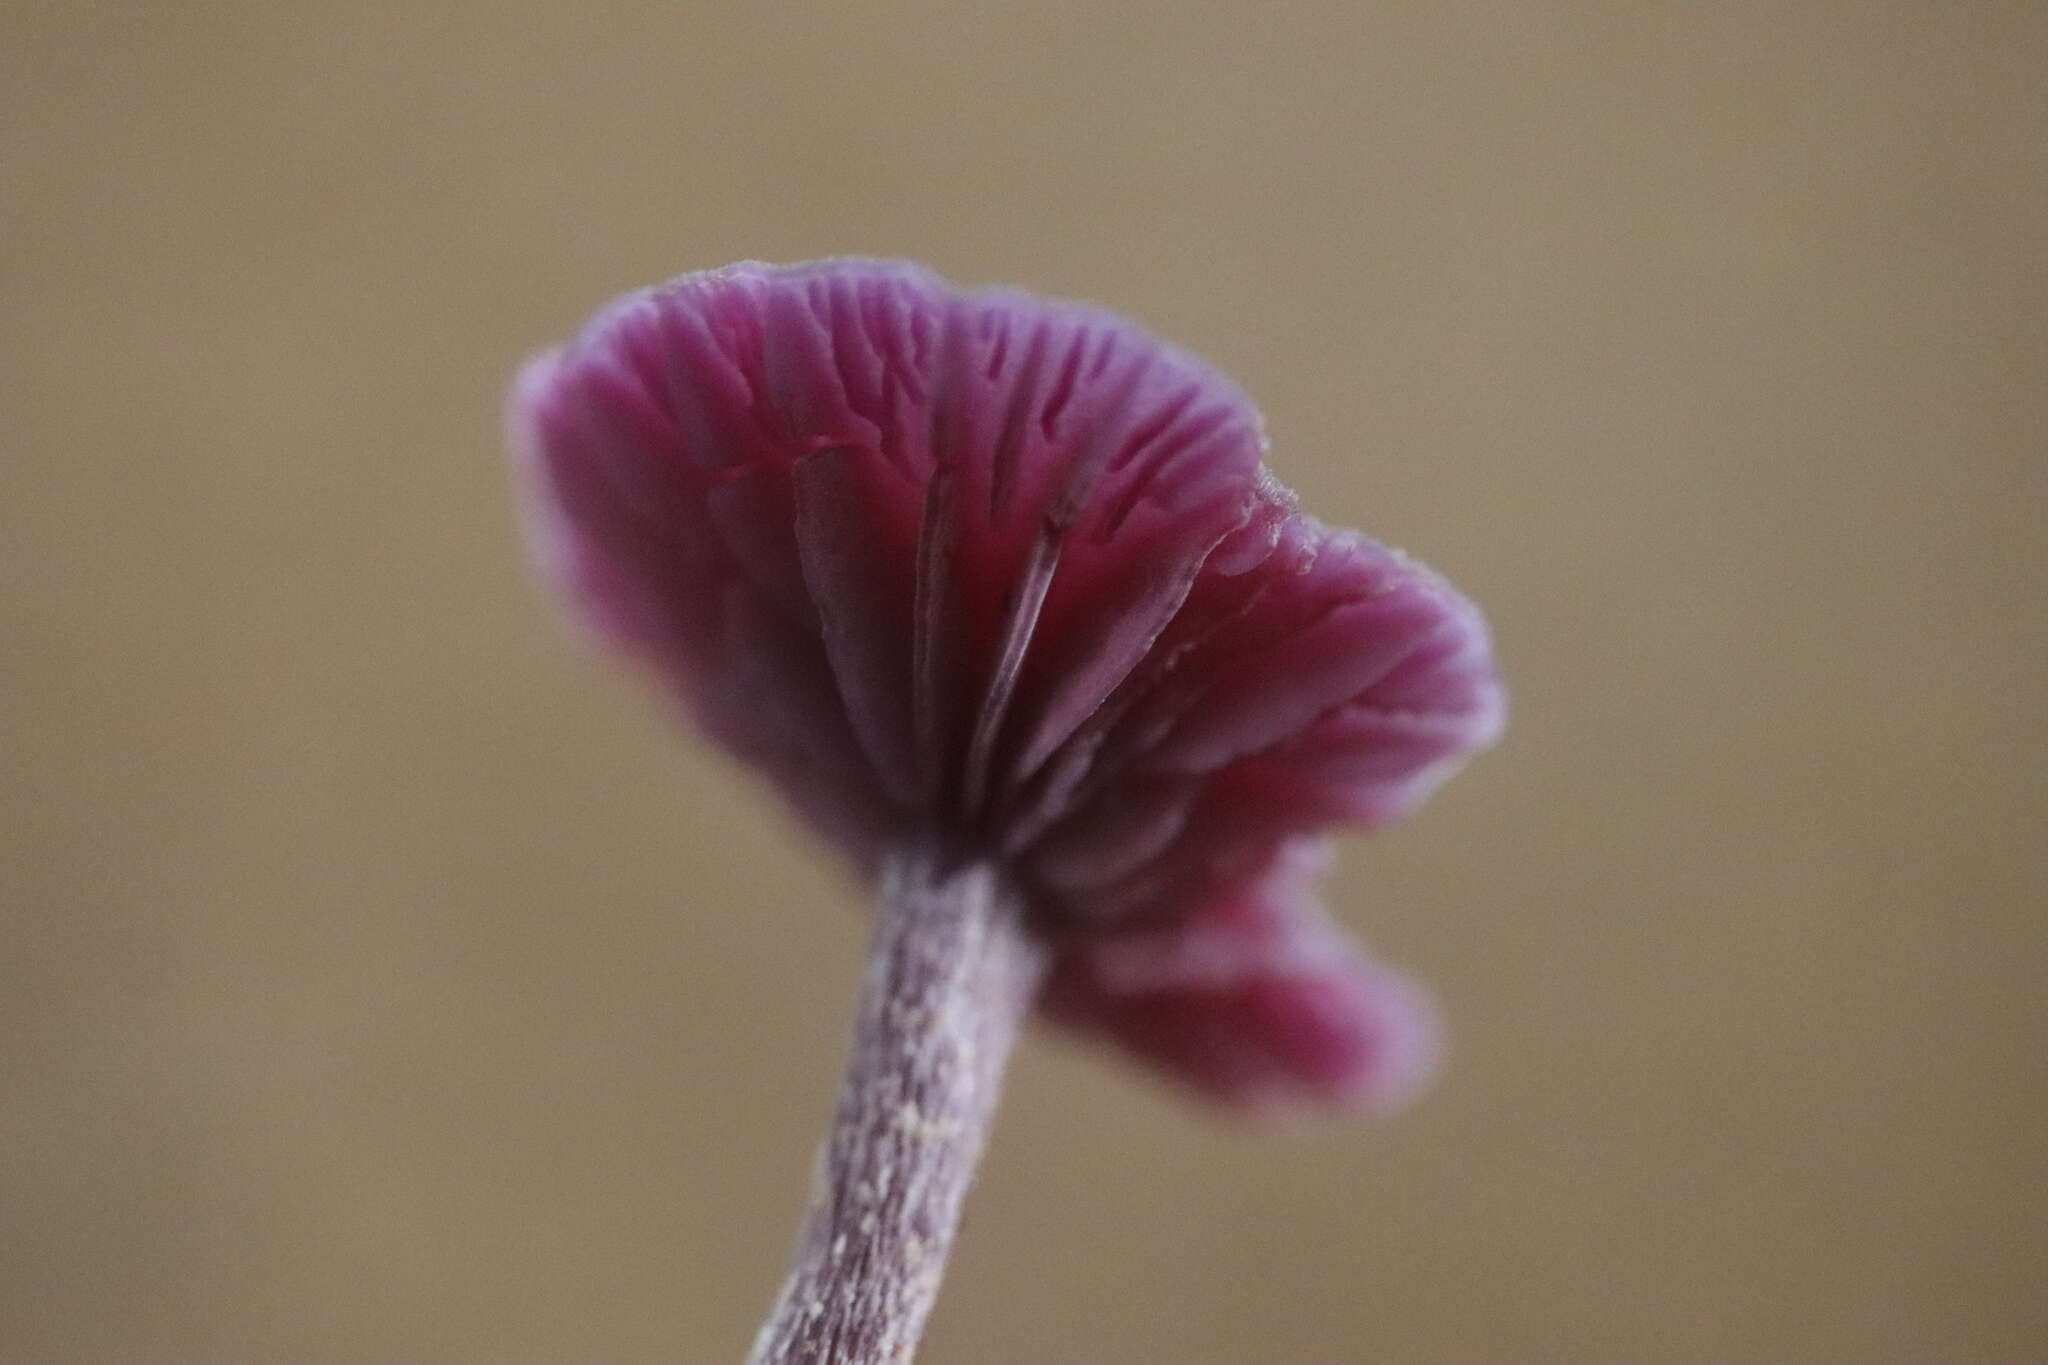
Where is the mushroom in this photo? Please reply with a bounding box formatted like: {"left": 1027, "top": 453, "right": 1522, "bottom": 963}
{"left": 507, "top": 259, "right": 1504, "bottom": 1365}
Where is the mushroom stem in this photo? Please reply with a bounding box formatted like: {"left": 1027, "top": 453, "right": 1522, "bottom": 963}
{"left": 747, "top": 844, "right": 1047, "bottom": 1365}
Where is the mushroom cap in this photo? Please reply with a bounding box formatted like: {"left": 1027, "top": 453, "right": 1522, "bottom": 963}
{"left": 510, "top": 259, "right": 1503, "bottom": 1114}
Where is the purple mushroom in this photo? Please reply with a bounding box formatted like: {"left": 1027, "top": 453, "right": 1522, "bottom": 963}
{"left": 508, "top": 259, "right": 1503, "bottom": 1364}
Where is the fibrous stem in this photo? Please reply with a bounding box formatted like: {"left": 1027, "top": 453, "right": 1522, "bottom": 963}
{"left": 745, "top": 845, "right": 1046, "bottom": 1365}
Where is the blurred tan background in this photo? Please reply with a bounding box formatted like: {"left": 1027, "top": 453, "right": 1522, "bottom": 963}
{"left": 4, "top": 3, "right": 2044, "bottom": 1361}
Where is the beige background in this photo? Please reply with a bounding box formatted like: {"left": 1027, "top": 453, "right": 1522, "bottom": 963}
{"left": 5, "top": 3, "right": 2044, "bottom": 1361}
